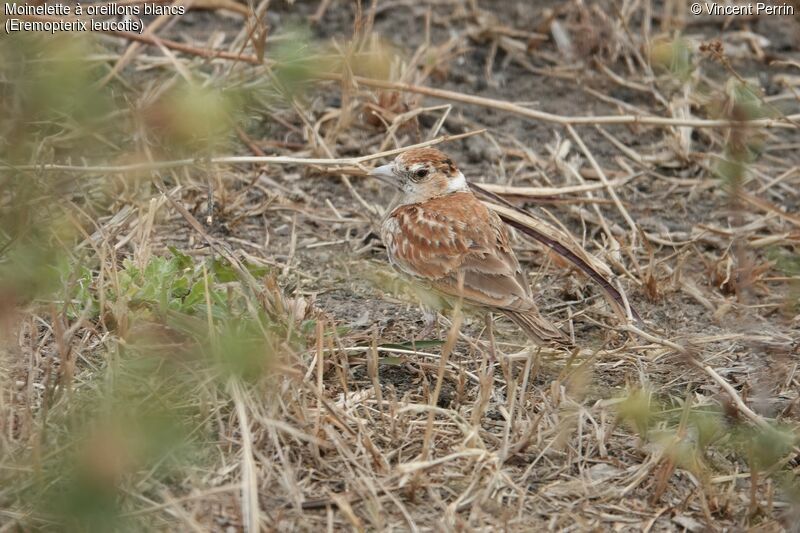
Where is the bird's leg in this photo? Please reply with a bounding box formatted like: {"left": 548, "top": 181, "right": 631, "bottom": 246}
{"left": 482, "top": 313, "right": 507, "bottom": 407}
{"left": 484, "top": 312, "right": 497, "bottom": 365}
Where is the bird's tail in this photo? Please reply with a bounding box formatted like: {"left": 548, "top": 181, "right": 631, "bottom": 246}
{"left": 504, "top": 309, "right": 572, "bottom": 347}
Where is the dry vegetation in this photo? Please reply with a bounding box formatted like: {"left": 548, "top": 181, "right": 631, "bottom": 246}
{"left": 1, "top": 0, "right": 800, "bottom": 530}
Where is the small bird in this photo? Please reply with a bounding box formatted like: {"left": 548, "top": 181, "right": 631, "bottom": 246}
{"left": 370, "top": 147, "right": 571, "bottom": 346}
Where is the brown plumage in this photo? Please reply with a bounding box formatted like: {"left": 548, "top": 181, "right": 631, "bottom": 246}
{"left": 370, "top": 148, "right": 571, "bottom": 346}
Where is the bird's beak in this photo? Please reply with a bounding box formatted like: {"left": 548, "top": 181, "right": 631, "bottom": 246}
{"left": 368, "top": 163, "right": 399, "bottom": 189}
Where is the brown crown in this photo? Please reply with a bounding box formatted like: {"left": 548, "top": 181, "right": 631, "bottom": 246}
{"left": 397, "top": 148, "right": 459, "bottom": 175}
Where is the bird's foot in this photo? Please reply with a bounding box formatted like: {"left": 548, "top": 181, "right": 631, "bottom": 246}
{"left": 415, "top": 308, "right": 440, "bottom": 341}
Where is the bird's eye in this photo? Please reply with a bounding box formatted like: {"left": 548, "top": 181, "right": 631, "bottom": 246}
{"left": 414, "top": 168, "right": 429, "bottom": 179}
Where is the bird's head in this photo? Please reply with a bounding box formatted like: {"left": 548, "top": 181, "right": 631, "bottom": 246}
{"left": 369, "top": 148, "right": 469, "bottom": 204}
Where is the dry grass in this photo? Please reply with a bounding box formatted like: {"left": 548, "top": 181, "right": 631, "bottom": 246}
{"left": 1, "top": 0, "right": 799, "bottom": 531}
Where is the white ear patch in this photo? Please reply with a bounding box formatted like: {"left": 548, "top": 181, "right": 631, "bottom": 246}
{"left": 446, "top": 171, "right": 469, "bottom": 193}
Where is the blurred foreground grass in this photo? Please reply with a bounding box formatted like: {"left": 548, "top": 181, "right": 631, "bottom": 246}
{"left": 0, "top": 30, "right": 317, "bottom": 529}
{"left": 618, "top": 386, "right": 800, "bottom": 514}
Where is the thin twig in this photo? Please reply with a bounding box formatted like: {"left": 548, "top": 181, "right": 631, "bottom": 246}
{"left": 621, "top": 324, "right": 782, "bottom": 434}
{"left": 4, "top": 130, "right": 486, "bottom": 173}
{"left": 566, "top": 124, "right": 639, "bottom": 246}
{"left": 319, "top": 73, "right": 800, "bottom": 129}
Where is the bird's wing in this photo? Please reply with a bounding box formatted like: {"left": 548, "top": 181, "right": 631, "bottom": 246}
{"left": 384, "top": 192, "right": 534, "bottom": 311}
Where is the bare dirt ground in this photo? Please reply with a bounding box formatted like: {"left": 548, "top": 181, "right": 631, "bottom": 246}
{"left": 2, "top": 0, "right": 800, "bottom": 531}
